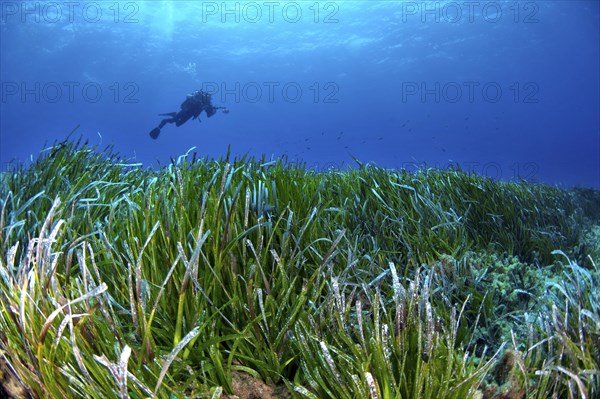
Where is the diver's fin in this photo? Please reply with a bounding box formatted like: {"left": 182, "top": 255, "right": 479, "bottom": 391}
{"left": 158, "top": 112, "right": 177, "bottom": 117}
{"left": 149, "top": 127, "right": 161, "bottom": 139}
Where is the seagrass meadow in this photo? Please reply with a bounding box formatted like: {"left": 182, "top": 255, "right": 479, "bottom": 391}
{"left": 1, "top": 138, "right": 599, "bottom": 399}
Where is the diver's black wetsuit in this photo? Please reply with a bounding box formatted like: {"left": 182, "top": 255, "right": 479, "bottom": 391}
{"left": 149, "top": 90, "right": 228, "bottom": 139}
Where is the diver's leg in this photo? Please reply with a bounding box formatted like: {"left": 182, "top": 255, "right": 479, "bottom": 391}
{"left": 175, "top": 114, "right": 194, "bottom": 127}
{"left": 158, "top": 117, "right": 176, "bottom": 129}
{"left": 150, "top": 117, "right": 177, "bottom": 139}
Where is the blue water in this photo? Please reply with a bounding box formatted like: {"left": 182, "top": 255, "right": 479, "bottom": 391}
{"left": 1, "top": 1, "right": 599, "bottom": 187}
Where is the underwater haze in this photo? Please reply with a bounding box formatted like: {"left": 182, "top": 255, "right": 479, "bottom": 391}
{"left": 1, "top": 0, "right": 599, "bottom": 187}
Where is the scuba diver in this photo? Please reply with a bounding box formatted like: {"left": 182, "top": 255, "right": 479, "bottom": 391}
{"left": 149, "top": 90, "right": 229, "bottom": 139}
